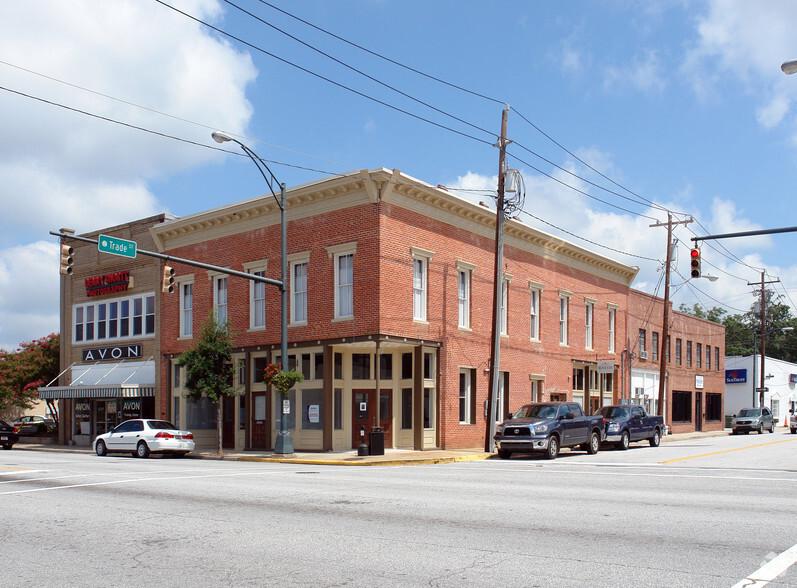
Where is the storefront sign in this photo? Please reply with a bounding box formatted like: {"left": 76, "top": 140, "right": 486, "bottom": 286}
{"left": 75, "top": 401, "right": 91, "bottom": 435}
{"left": 695, "top": 375, "right": 704, "bottom": 389}
{"left": 790, "top": 374, "right": 797, "bottom": 384}
{"left": 307, "top": 404, "right": 320, "bottom": 423}
{"left": 121, "top": 399, "right": 141, "bottom": 421}
{"left": 82, "top": 344, "right": 142, "bottom": 362}
{"left": 85, "top": 270, "right": 130, "bottom": 297}
{"left": 726, "top": 369, "right": 747, "bottom": 383}
{"left": 596, "top": 360, "right": 614, "bottom": 374}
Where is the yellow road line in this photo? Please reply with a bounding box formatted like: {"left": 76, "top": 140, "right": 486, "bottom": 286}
{"left": 658, "top": 437, "right": 797, "bottom": 464}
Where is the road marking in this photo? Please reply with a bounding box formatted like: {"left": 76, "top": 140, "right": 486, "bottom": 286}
{"left": 0, "top": 468, "right": 292, "bottom": 495}
{"left": 732, "top": 543, "right": 797, "bottom": 587}
{"left": 658, "top": 438, "right": 797, "bottom": 464}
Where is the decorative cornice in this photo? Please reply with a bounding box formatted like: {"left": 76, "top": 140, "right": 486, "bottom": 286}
{"left": 150, "top": 168, "right": 638, "bottom": 285}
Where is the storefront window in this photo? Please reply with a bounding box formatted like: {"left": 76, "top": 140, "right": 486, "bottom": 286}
{"left": 301, "top": 389, "right": 323, "bottom": 430}
{"left": 75, "top": 401, "right": 91, "bottom": 435}
{"left": 186, "top": 397, "right": 218, "bottom": 429}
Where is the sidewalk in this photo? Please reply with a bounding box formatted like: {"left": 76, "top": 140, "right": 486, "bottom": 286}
{"left": 9, "top": 429, "right": 732, "bottom": 466}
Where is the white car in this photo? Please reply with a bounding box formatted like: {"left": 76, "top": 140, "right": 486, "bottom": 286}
{"left": 94, "top": 419, "right": 195, "bottom": 458}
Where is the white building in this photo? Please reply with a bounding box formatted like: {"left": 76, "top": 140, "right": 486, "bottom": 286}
{"left": 725, "top": 355, "right": 797, "bottom": 426}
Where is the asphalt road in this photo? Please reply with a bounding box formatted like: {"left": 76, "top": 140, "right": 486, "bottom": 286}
{"left": 2, "top": 431, "right": 796, "bottom": 587}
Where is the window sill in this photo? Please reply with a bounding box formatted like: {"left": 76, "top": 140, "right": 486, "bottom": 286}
{"left": 289, "top": 321, "right": 308, "bottom": 328}
{"left": 332, "top": 316, "right": 354, "bottom": 323}
{"left": 413, "top": 319, "right": 430, "bottom": 325}
{"left": 458, "top": 326, "right": 472, "bottom": 332}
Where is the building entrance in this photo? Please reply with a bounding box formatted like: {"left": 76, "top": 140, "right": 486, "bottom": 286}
{"left": 351, "top": 389, "right": 392, "bottom": 449}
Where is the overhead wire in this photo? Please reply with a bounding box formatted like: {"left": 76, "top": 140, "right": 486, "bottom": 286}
{"left": 152, "top": 0, "right": 494, "bottom": 147}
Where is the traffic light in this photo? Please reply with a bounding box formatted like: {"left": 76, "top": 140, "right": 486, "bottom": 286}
{"left": 162, "top": 265, "right": 175, "bottom": 293}
{"left": 690, "top": 247, "right": 701, "bottom": 278}
{"left": 59, "top": 243, "right": 74, "bottom": 275}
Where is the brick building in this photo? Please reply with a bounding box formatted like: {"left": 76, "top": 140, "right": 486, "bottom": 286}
{"left": 626, "top": 290, "right": 726, "bottom": 434}
{"left": 151, "top": 169, "right": 640, "bottom": 451}
{"left": 39, "top": 215, "right": 174, "bottom": 445}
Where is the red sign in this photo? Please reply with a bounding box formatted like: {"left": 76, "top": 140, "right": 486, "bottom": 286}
{"left": 85, "top": 271, "right": 130, "bottom": 297}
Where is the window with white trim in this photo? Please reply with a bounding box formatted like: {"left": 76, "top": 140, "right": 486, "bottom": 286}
{"left": 291, "top": 259, "right": 308, "bottom": 324}
{"left": 500, "top": 277, "right": 509, "bottom": 335}
{"left": 180, "top": 281, "right": 193, "bottom": 337}
{"left": 459, "top": 368, "right": 475, "bottom": 424}
{"left": 529, "top": 285, "right": 541, "bottom": 341}
{"left": 327, "top": 243, "right": 356, "bottom": 320}
{"left": 413, "top": 257, "right": 427, "bottom": 321}
{"left": 457, "top": 266, "right": 471, "bottom": 329}
{"left": 608, "top": 306, "right": 617, "bottom": 353}
{"left": 559, "top": 293, "right": 570, "bottom": 346}
{"left": 244, "top": 260, "right": 268, "bottom": 330}
{"left": 585, "top": 300, "right": 594, "bottom": 350}
{"left": 214, "top": 276, "right": 228, "bottom": 324}
{"left": 73, "top": 293, "right": 156, "bottom": 343}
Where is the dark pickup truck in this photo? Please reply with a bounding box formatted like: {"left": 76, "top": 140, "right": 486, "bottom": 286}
{"left": 595, "top": 404, "right": 664, "bottom": 450}
{"left": 494, "top": 402, "right": 606, "bottom": 460}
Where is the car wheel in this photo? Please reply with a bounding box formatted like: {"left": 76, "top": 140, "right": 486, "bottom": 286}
{"left": 757, "top": 423, "right": 764, "bottom": 434}
{"left": 136, "top": 442, "right": 150, "bottom": 458}
{"left": 2, "top": 444, "right": 12, "bottom": 450}
{"left": 497, "top": 448, "right": 511, "bottom": 460}
{"left": 649, "top": 429, "right": 661, "bottom": 447}
{"left": 95, "top": 440, "right": 107, "bottom": 457}
{"left": 770, "top": 422, "right": 775, "bottom": 433}
{"left": 791, "top": 428, "right": 797, "bottom": 434}
{"left": 616, "top": 431, "right": 630, "bottom": 451}
{"left": 586, "top": 432, "right": 600, "bottom": 455}
{"left": 544, "top": 436, "right": 559, "bottom": 460}
{"left": 731, "top": 429, "right": 738, "bottom": 435}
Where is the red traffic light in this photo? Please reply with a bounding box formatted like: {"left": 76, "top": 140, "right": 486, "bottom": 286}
{"left": 690, "top": 248, "right": 701, "bottom": 278}
{"left": 690, "top": 249, "right": 699, "bottom": 258}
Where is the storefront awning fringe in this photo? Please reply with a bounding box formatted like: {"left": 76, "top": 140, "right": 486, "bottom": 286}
{"left": 38, "top": 385, "right": 155, "bottom": 400}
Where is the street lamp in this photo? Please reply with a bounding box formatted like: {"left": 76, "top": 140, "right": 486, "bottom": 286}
{"left": 782, "top": 59, "right": 797, "bottom": 75}
{"left": 212, "top": 131, "right": 292, "bottom": 454}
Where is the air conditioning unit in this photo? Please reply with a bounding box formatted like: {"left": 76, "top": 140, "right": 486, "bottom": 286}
{"left": 639, "top": 350, "right": 648, "bottom": 359}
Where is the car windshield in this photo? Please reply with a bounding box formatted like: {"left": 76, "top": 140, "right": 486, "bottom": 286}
{"left": 737, "top": 409, "right": 761, "bottom": 417}
{"left": 596, "top": 406, "right": 630, "bottom": 419}
{"left": 514, "top": 404, "right": 558, "bottom": 419}
{"left": 147, "top": 420, "right": 178, "bottom": 430}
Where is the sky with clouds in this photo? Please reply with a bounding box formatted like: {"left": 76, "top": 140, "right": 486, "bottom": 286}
{"left": 2, "top": 0, "right": 797, "bottom": 351}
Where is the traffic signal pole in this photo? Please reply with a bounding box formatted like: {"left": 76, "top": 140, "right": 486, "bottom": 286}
{"left": 50, "top": 230, "right": 283, "bottom": 289}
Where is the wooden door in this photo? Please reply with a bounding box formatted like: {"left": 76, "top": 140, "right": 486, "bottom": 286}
{"left": 222, "top": 395, "right": 235, "bottom": 448}
{"left": 352, "top": 390, "right": 373, "bottom": 447}
{"left": 252, "top": 392, "right": 268, "bottom": 449}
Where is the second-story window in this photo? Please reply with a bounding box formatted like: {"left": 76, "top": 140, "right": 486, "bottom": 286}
{"left": 180, "top": 282, "right": 193, "bottom": 337}
{"left": 530, "top": 286, "right": 541, "bottom": 341}
{"left": 291, "top": 260, "right": 308, "bottom": 324}
{"left": 559, "top": 294, "right": 569, "bottom": 345}
{"left": 585, "top": 300, "right": 594, "bottom": 350}
{"left": 457, "top": 267, "right": 470, "bottom": 329}
{"left": 413, "top": 257, "right": 427, "bottom": 321}
{"left": 652, "top": 332, "right": 659, "bottom": 361}
{"left": 608, "top": 306, "right": 616, "bottom": 353}
{"left": 214, "top": 276, "right": 228, "bottom": 325}
{"left": 639, "top": 329, "right": 646, "bottom": 357}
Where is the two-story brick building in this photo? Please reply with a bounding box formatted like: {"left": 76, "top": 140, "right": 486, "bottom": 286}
{"left": 151, "top": 168, "right": 641, "bottom": 451}
{"left": 626, "top": 289, "right": 726, "bottom": 434}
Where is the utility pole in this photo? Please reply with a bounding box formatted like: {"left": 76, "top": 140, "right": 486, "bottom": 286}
{"left": 485, "top": 106, "right": 509, "bottom": 453}
{"left": 650, "top": 214, "right": 692, "bottom": 425}
{"left": 748, "top": 271, "right": 780, "bottom": 407}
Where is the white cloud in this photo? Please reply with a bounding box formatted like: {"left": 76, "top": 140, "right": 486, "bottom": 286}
{"left": 603, "top": 49, "right": 666, "bottom": 93}
{"left": 0, "top": 0, "right": 256, "bottom": 348}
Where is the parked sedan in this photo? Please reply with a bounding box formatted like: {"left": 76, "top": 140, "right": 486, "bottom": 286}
{"left": 1, "top": 419, "right": 19, "bottom": 449}
{"left": 12, "top": 415, "right": 55, "bottom": 435}
{"left": 94, "top": 419, "right": 195, "bottom": 458}
{"left": 731, "top": 407, "right": 775, "bottom": 434}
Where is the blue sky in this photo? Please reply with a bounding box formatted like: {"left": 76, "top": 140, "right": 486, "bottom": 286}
{"left": 2, "top": 0, "right": 797, "bottom": 351}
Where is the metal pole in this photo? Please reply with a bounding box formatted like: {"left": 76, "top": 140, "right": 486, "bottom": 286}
{"left": 274, "top": 182, "right": 293, "bottom": 453}
{"left": 752, "top": 331, "right": 757, "bottom": 408}
{"left": 657, "top": 215, "right": 672, "bottom": 422}
{"left": 759, "top": 272, "right": 766, "bottom": 410}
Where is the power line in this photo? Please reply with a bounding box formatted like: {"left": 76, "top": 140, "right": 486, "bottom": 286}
{"left": 153, "top": 0, "right": 494, "bottom": 147}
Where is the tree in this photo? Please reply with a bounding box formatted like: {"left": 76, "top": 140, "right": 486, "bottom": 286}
{"left": 176, "top": 313, "right": 237, "bottom": 455}
{"left": 0, "top": 333, "right": 60, "bottom": 421}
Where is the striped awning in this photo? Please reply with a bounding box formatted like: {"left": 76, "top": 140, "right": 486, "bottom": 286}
{"left": 38, "top": 385, "right": 155, "bottom": 400}
{"left": 38, "top": 359, "right": 155, "bottom": 400}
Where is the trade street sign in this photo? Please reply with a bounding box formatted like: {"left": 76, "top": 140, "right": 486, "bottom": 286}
{"left": 98, "top": 234, "right": 137, "bottom": 259}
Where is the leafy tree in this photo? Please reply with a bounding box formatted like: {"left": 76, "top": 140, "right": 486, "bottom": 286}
{"left": 680, "top": 293, "right": 797, "bottom": 363}
{"left": 0, "top": 333, "right": 60, "bottom": 421}
{"left": 176, "top": 313, "right": 237, "bottom": 455}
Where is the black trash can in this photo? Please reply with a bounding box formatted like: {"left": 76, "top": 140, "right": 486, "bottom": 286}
{"left": 369, "top": 427, "right": 384, "bottom": 456}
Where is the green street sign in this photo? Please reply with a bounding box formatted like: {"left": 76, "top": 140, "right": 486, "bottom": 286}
{"left": 98, "top": 234, "right": 137, "bottom": 259}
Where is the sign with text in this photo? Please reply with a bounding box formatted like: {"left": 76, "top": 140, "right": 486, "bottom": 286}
{"left": 596, "top": 360, "right": 614, "bottom": 374}
{"left": 98, "top": 234, "right": 137, "bottom": 259}
{"left": 725, "top": 369, "right": 747, "bottom": 383}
